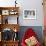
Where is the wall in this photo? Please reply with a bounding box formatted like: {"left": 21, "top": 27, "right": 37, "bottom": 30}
{"left": 17, "top": 0, "right": 44, "bottom": 26}
{"left": 0, "top": 0, "right": 15, "bottom": 7}
{"left": 0, "top": 0, "right": 44, "bottom": 26}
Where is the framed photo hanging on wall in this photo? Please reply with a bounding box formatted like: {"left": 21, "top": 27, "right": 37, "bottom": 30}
{"left": 23, "top": 9, "right": 36, "bottom": 19}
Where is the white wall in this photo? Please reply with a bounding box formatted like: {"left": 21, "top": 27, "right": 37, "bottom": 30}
{"left": 17, "top": 0, "right": 44, "bottom": 26}
{"left": 0, "top": 0, "right": 15, "bottom": 7}
{"left": 0, "top": 0, "right": 44, "bottom": 26}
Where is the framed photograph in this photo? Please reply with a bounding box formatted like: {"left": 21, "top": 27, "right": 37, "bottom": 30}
{"left": 9, "top": 10, "right": 17, "bottom": 15}
{"left": 2, "top": 10, "right": 9, "bottom": 15}
{"left": 23, "top": 9, "right": 36, "bottom": 19}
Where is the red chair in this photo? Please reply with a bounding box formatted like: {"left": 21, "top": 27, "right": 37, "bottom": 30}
{"left": 21, "top": 28, "right": 41, "bottom": 46}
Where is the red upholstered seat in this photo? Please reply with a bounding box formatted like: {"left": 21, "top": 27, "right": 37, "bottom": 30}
{"left": 21, "top": 28, "right": 41, "bottom": 46}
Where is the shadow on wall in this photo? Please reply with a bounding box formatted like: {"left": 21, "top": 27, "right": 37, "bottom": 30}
{"left": 18, "top": 26, "right": 43, "bottom": 43}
